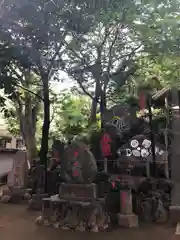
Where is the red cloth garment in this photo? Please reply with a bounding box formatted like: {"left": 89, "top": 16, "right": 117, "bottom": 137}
{"left": 72, "top": 169, "right": 79, "bottom": 177}
{"left": 111, "top": 181, "right": 115, "bottom": 188}
{"left": 73, "top": 161, "right": 78, "bottom": 167}
{"left": 100, "top": 133, "right": 112, "bottom": 157}
{"left": 121, "top": 191, "right": 127, "bottom": 209}
{"left": 73, "top": 151, "right": 79, "bottom": 157}
{"left": 139, "top": 91, "right": 146, "bottom": 110}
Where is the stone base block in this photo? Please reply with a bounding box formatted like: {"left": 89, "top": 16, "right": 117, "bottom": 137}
{"left": 1, "top": 186, "right": 11, "bottom": 196}
{"left": 59, "top": 183, "right": 97, "bottom": 201}
{"left": 1, "top": 195, "right": 11, "bottom": 203}
{"left": 170, "top": 206, "right": 180, "bottom": 224}
{"left": 28, "top": 193, "right": 49, "bottom": 211}
{"left": 117, "top": 213, "right": 139, "bottom": 228}
{"left": 11, "top": 187, "right": 25, "bottom": 203}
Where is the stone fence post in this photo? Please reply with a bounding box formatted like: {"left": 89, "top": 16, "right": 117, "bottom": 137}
{"left": 117, "top": 187, "right": 138, "bottom": 228}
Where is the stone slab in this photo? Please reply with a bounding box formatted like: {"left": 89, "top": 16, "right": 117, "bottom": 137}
{"left": 7, "top": 151, "right": 28, "bottom": 189}
{"left": 28, "top": 193, "right": 49, "bottom": 211}
{"left": 59, "top": 183, "right": 97, "bottom": 201}
{"left": 117, "top": 213, "right": 139, "bottom": 228}
{"left": 170, "top": 206, "right": 180, "bottom": 224}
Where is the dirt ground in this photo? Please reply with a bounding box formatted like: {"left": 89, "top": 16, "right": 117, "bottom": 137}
{"left": 0, "top": 203, "right": 178, "bottom": 240}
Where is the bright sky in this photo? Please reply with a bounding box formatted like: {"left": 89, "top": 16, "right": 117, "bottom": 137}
{"left": 50, "top": 71, "right": 75, "bottom": 93}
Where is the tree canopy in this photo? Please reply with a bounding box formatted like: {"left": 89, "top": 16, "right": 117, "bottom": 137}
{"left": 0, "top": 0, "right": 180, "bottom": 162}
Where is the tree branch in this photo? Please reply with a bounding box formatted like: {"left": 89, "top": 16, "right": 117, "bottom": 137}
{"left": 47, "top": 33, "right": 67, "bottom": 75}
{"left": 76, "top": 76, "right": 96, "bottom": 101}
{"left": 9, "top": 66, "right": 44, "bottom": 101}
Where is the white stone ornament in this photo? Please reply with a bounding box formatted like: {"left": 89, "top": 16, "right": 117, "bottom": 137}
{"left": 155, "top": 147, "right": 159, "bottom": 154}
{"left": 130, "top": 140, "right": 139, "bottom": 148}
{"left": 126, "top": 148, "right": 132, "bottom": 156}
{"left": 141, "top": 148, "right": 150, "bottom": 158}
{"left": 142, "top": 139, "right": 151, "bottom": 148}
{"left": 117, "top": 149, "right": 121, "bottom": 156}
{"left": 132, "top": 150, "right": 141, "bottom": 157}
{"left": 159, "top": 150, "right": 164, "bottom": 156}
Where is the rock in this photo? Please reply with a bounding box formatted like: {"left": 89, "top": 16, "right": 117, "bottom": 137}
{"left": 44, "top": 219, "right": 51, "bottom": 227}
{"left": 1, "top": 195, "right": 11, "bottom": 203}
{"left": 175, "top": 222, "right": 180, "bottom": 235}
{"left": 91, "top": 225, "right": 98, "bottom": 232}
{"left": 24, "top": 192, "right": 31, "bottom": 200}
{"left": 61, "top": 141, "right": 97, "bottom": 183}
{"left": 61, "top": 226, "right": 70, "bottom": 230}
{"left": 52, "top": 223, "right": 59, "bottom": 228}
{"left": 117, "top": 213, "right": 139, "bottom": 228}
{"left": 35, "top": 216, "right": 44, "bottom": 226}
{"left": 2, "top": 187, "right": 11, "bottom": 196}
{"left": 76, "top": 226, "right": 86, "bottom": 231}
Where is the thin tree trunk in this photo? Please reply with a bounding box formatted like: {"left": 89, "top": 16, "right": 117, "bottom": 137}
{"left": 90, "top": 97, "right": 98, "bottom": 123}
{"left": 19, "top": 113, "right": 37, "bottom": 162}
{"left": 90, "top": 82, "right": 101, "bottom": 124}
{"left": 39, "top": 74, "right": 50, "bottom": 192}
{"left": 25, "top": 133, "right": 37, "bottom": 161}
{"left": 100, "top": 90, "right": 106, "bottom": 128}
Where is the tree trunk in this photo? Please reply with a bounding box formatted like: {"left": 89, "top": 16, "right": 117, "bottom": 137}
{"left": 90, "top": 97, "right": 98, "bottom": 123}
{"left": 19, "top": 113, "right": 37, "bottom": 162}
{"left": 25, "top": 133, "right": 37, "bottom": 161}
{"left": 90, "top": 82, "right": 101, "bottom": 124}
{"left": 100, "top": 90, "right": 106, "bottom": 128}
{"left": 39, "top": 74, "right": 50, "bottom": 193}
{"left": 39, "top": 74, "right": 50, "bottom": 166}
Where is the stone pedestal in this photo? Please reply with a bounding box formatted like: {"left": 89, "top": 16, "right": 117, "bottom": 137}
{"left": 118, "top": 189, "right": 138, "bottom": 228}
{"left": 28, "top": 193, "right": 49, "bottom": 211}
{"left": 117, "top": 213, "right": 138, "bottom": 228}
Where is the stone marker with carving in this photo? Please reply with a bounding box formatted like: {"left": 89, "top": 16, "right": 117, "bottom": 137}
{"left": 1, "top": 151, "right": 29, "bottom": 204}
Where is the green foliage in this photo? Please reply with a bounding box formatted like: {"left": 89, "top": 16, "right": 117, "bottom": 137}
{"left": 3, "top": 108, "right": 20, "bottom": 136}
{"left": 1, "top": 0, "right": 180, "bottom": 154}
{"left": 50, "top": 92, "right": 91, "bottom": 140}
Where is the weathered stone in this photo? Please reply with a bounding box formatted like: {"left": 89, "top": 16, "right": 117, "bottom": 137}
{"left": 156, "top": 210, "right": 168, "bottom": 223}
{"left": 52, "top": 223, "right": 59, "bottom": 228}
{"left": 24, "top": 192, "right": 31, "bottom": 200}
{"left": 35, "top": 216, "right": 44, "bottom": 226}
{"left": 1, "top": 195, "right": 11, "bottom": 203}
{"left": 61, "top": 226, "right": 70, "bottom": 230}
{"left": 90, "top": 225, "right": 98, "bottom": 232}
{"left": 1, "top": 186, "right": 11, "bottom": 196}
{"left": 117, "top": 213, "right": 139, "bottom": 228}
{"left": 44, "top": 219, "right": 51, "bottom": 226}
{"left": 61, "top": 141, "right": 97, "bottom": 183}
{"left": 170, "top": 206, "right": 180, "bottom": 224}
{"left": 59, "top": 183, "right": 97, "bottom": 201}
{"left": 11, "top": 187, "right": 24, "bottom": 203}
{"left": 7, "top": 151, "right": 28, "bottom": 189}
{"left": 175, "top": 222, "right": 180, "bottom": 235}
{"left": 120, "top": 190, "right": 133, "bottom": 215}
{"left": 75, "top": 226, "right": 86, "bottom": 232}
{"left": 28, "top": 193, "right": 48, "bottom": 211}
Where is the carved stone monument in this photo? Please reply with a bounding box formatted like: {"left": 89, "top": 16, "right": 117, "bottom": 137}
{"left": 7, "top": 150, "right": 28, "bottom": 189}
{"left": 1, "top": 150, "right": 29, "bottom": 203}
{"left": 61, "top": 141, "right": 98, "bottom": 184}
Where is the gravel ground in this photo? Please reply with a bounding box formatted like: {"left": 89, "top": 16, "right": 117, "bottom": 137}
{"left": 0, "top": 204, "right": 178, "bottom": 240}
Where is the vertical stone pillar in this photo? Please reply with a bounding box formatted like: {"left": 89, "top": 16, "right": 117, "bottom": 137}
{"left": 169, "top": 89, "right": 180, "bottom": 223}
{"left": 117, "top": 188, "right": 138, "bottom": 228}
